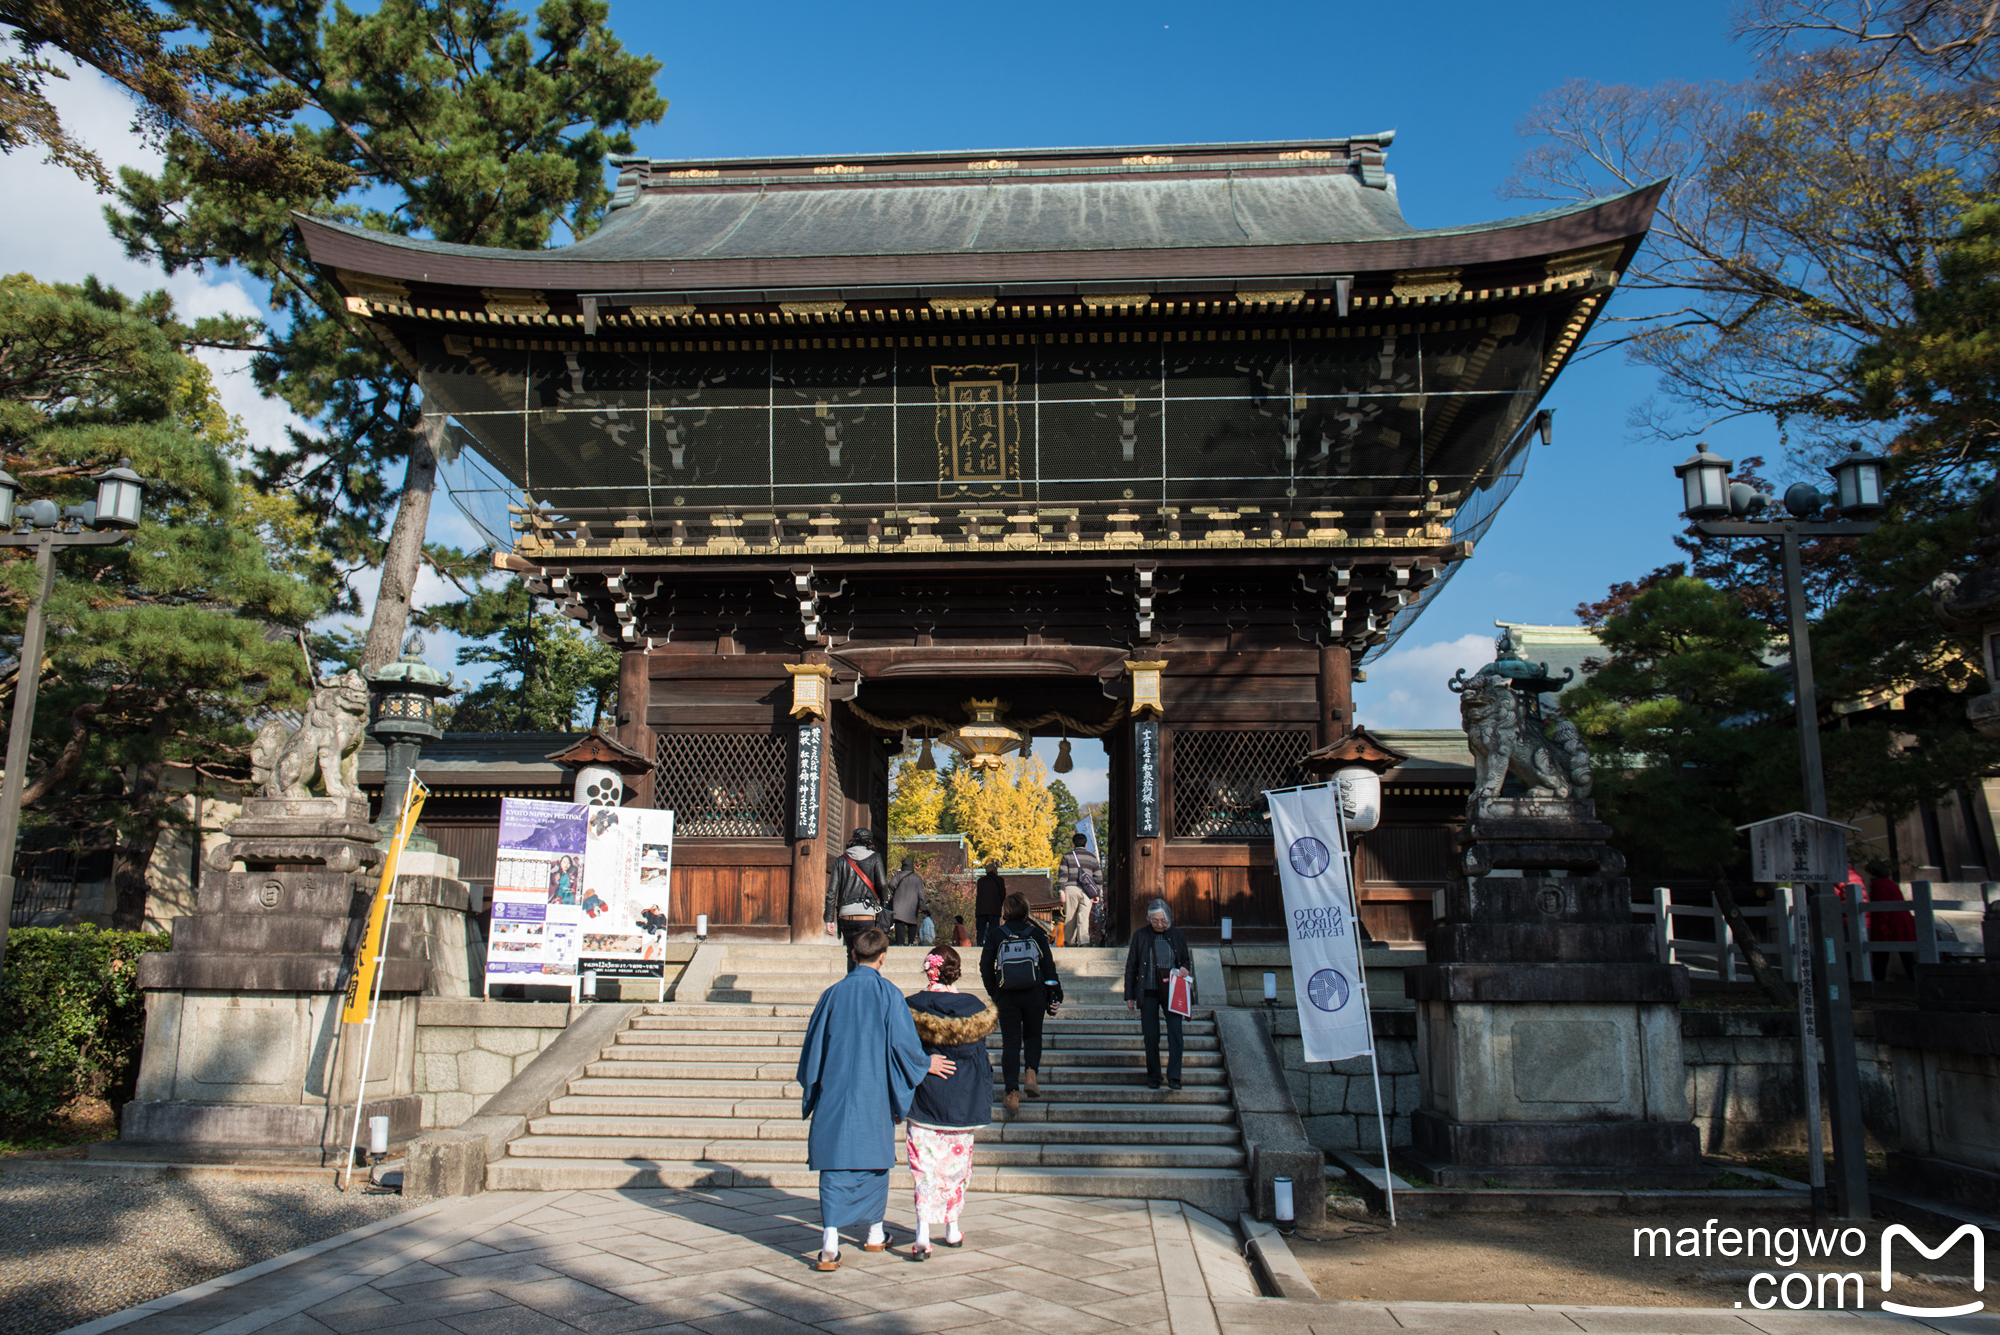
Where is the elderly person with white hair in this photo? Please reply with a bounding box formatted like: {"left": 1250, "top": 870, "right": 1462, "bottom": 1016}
{"left": 1122, "top": 897, "right": 1194, "bottom": 1091}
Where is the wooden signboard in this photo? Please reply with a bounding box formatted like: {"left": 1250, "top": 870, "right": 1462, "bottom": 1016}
{"left": 1740, "top": 812, "right": 1853, "bottom": 884}
{"left": 794, "top": 723, "right": 822, "bottom": 840}
{"left": 1135, "top": 721, "right": 1162, "bottom": 838}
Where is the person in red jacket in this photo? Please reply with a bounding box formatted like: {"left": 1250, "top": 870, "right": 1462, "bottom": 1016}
{"left": 1866, "top": 862, "right": 1917, "bottom": 980}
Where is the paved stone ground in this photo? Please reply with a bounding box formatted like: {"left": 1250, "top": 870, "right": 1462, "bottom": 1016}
{"left": 57, "top": 1188, "right": 1991, "bottom": 1335}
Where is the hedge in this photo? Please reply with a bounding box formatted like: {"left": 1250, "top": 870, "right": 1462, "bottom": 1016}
{"left": 0, "top": 925, "right": 170, "bottom": 1128}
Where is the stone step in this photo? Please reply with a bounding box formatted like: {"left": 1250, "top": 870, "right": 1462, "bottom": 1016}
{"left": 556, "top": 1076, "right": 1234, "bottom": 1108}
{"left": 568, "top": 1076, "right": 801, "bottom": 1099}
{"left": 592, "top": 1044, "right": 1225, "bottom": 1068}
{"left": 692, "top": 987, "right": 1141, "bottom": 999}
{"left": 704, "top": 989, "right": 1125, "bottom": 1006}
{"left": 640, "top": 1002, "right": 1206, "bottom": 1021}
{"left": 708, "top": 989, "right": 1132, "bottom": 1006}
{"left": 512, "top": 949, "right": 1249, "bottom": 1219}
{"left": 623, "top": 1015, "right": 1217, "bottom": 1037}
{"left": 482, "top": 1156, "right": 1254, "bottom": 1214}
{"left": 713, "top": 965, "right": 1129, "bottom": 981}
{"left": 525, "top": 1114, "right": 1243, "bottom": 1145}
{"left": 716, "top": 945, "right": 1130, "bottom": 961}
{"left": 545, "top": 1095, "right": 1239, "bottom": 1122}
{"left": 502, "top": 1134, "right": 1247, "bottom": 1170}
{"left": 580, "top": 1058, "right": 1228, "bottom": 1086}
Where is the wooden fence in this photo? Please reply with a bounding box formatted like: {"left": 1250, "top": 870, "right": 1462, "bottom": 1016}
{"left": 1636, "top": 881, "right": 1988, "bottom": 982}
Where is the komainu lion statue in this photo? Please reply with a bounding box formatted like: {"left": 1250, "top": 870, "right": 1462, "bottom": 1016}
{"left": 251, "top": 670, "right": 371, "bottom": 799}
{"left": 1456, "top": 668, "right": 1592, "bottom": 811}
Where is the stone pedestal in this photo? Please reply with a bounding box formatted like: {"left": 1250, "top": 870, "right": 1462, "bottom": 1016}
{"left": 1403, "top": 800, "right": 1704, "bottom": 1189}
{"left": 1879, "top": 963, "right": 2000, "bottom": 1211}
{"left": 106, "top": 796, "right": 475, "bottom": 1166}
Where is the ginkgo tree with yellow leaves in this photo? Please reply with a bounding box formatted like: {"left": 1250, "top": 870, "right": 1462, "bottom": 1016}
{"left": 945, "top": 756, "right": 1059, "bottom": 871}
{"left": 886, "top": 759, "right": 945, "bottom": 843}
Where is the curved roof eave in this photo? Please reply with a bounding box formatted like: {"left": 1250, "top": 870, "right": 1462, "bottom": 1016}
{"left": 294, "top": 178, "right": 1665, "bottom": 294}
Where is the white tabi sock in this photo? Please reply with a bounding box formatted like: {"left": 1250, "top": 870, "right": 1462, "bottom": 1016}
{"left": 914, "top": 1219, "right": 932, "bottom": 1249}
{"left": 821, "top": 1226, "right": 839, "bottom": 1255}
{"left": 945, "top": 1221, "right": 962, "bottom": 1244}
{"left": 865, "top": 1221, "right": 885, "bottom": 1248}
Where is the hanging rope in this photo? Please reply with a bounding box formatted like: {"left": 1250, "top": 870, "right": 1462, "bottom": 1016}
{"left": 1014, "top": 702, "right": 1129, "bottom": 736}
{"left": 843, "top": 697, "right": 1129, "bottom": 739}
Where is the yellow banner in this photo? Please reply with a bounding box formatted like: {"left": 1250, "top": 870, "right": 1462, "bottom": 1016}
{"left": 341, "top": 778, "right": 429, "bottom": 1024}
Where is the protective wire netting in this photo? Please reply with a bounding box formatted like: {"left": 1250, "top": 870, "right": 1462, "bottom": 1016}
{"left": 653, "top": 733, "right": 789, "bottom": 837}
{"left": 1170, "top": 730, "right": 1315, "bottom": 838}
{"left": 1368, "top": 407, "right": 1540, "bottom": 662}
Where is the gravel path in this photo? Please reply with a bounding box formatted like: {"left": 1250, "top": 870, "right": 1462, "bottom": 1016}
{"left": 0, "top": 1167, "right": 414, "bottom": 1335}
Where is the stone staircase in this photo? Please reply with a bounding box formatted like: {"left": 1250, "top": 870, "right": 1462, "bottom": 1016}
{"left": 485, "top": 943, "right": 1250, "bottom": 1214}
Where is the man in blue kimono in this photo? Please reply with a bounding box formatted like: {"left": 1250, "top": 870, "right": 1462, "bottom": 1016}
{"left": 797, "top": 926, "right": 950, "bottom": 1269}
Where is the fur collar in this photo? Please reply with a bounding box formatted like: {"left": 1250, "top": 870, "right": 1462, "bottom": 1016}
{"left": 909, "top": 998, "right": 997, "bottom": 1046}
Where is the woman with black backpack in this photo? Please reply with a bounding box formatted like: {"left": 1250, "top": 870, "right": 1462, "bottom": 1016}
{"left": 979, "top": 892, "right": 1062, "bottom": 1112}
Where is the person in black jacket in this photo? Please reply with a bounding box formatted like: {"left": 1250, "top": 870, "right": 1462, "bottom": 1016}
{"left": 979, "top": 892, "right": 1062, "bottom": 1111}
{"left": 903, "top": 946, "right": 994, "bottom": 1259}
{"left": 823, "top": 828, "right": 890, "bottom": 972}
{"left": 1123, "top": 896, "right": 1193, "bottom": 1090}
{"left": 973, "top": 860, "right": 1007, "bottom": 945}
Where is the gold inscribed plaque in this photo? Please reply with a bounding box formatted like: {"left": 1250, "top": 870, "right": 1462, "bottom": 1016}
{"left": 934, "top": 364, "right": 1022, "bottom": 498}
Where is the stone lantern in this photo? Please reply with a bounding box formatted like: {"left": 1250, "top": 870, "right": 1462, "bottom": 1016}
{"left": 364, "top": 637, "right": 457, "bottom": 836}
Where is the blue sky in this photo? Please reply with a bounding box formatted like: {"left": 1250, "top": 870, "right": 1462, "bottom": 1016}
{"left": 0, "top": 0, "right": 1788, "bottom": 782}
{"left": 596, "top": 0, "right": 1777, "bottom": 787}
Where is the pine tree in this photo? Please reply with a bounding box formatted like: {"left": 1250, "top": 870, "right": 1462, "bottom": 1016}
{"left": 0, "top": 274, "right": 327, "bottom": 926}
{"left": 86, "top": 0, "right": 666, "bottom": 670}
{"left": 1564, "top": 576, "right": 1801, "bottom": 1001}
{"left": 440, "top": 596, "right": 619, "bottom": 733}
{"left": 1047, "top": 779, "right": 1081, "bottom": 862}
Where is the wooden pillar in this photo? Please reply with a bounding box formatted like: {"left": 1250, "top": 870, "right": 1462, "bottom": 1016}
{"left": 788, "top": 652, "right": 831, "bottom": 944}
{"left": 1318, "top": 643, "right": 1352, "bottom": 746}
{"left": 618, "top": 648, "right": 654, "bottom": 807}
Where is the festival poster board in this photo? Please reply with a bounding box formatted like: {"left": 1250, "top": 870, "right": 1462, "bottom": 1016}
{"left": 486, "top": 798, "right": 676, "bottom": 1000}
{"left": 487, "top": 799, "right": 589, "bottom": 994}
{"left": 578, "top": 806, "right": 676, "bottom": 986}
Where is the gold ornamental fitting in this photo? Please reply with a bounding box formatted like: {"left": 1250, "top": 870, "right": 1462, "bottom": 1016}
{"left": 784, "top": 663, "right": 834, "bottom": 720}
{"left": 1125, "top": 660, "right": 1167, "bottom": 719}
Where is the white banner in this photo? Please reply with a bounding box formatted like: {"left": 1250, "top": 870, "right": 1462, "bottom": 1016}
{"left": 1268, "top": 785, "right": 1372, "bottom": 1063}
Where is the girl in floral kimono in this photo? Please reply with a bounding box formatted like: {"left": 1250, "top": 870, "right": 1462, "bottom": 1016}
{"left": 903, "top": 946, "right": 996, "bottom": 1260}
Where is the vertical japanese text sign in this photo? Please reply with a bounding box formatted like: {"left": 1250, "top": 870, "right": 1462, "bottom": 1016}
{"left": 795, "top": 723, "right": 823, "bottom": 840}
{"left": 1134, "top": 722, "right": 1161, "bottom": 838}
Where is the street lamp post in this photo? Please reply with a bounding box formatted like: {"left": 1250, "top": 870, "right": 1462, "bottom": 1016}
{"left": 0, "top": 460, "right": 149, "bottom": 980}
{"left": 1672, "top": 443, "right": 1884, "bottom": 1220}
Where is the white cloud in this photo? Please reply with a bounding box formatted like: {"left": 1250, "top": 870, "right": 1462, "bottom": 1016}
{"left": 1353, "top": 633, "right": 1493, "bottom": 730}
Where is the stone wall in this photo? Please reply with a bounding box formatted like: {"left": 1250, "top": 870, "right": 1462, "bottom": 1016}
{"left": 1269, "top": 1007, "right": 1899, "bottom": 1157}
{"left": 1270, "top": 1010, "right": 1421, "bottom": 1150}
{"left": 414, "top": 999, "right": 579, "bottom": 1128}
{"left": 1683, "top": 1010, "right": 1898, "bottom": 1153}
